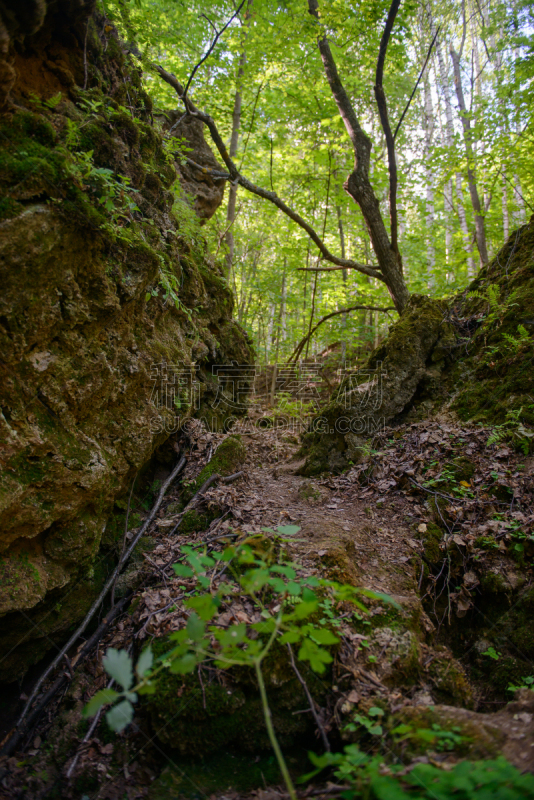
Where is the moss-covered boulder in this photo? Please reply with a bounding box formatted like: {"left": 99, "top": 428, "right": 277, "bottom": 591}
{"left": 145, "top": 639, "right": 325, "bottom": 756}
{"left": 0, "top": 2, "right": 253, "bottom": 680}
{"left": 177, "top": 435, "right": 247, "bottom": 533}
{"left": 449, "top": 220, "right": 534, "bottom": 433}
{"left": 300, "top": 219, "right": 534, "bottom": 475}
{"left": 300, "top": 295, "right": 454, "bottom": 474}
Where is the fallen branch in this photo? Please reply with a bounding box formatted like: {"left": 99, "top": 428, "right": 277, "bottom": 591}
{"left": 288, "top": 304, "right": 396, "bottom": 363}
{"left": 287, "top": 644, "right": 331, "bottom": 752}
{"left": 8, "top": 455, "right": 186, "bottom": 743}
{"left": 1, "top": 594, "right": 132, "bottom": 756}
{"left": 169, "top": 470, "right": 244, "bottom": 536}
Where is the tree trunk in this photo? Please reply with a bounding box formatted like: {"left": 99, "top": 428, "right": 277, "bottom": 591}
{"left": 450, "top": 45, "right": 489, "bottom": 267}
{"left": 423, "top": 76, "right": 435, "bottom": 286}
{"left": 336, "top": 204, "right": 348, "bottom": 364}
{"left": 308, "top": 0, "right": 410, "bottom": 315}
{"left": 224, "top": 48, "right": 247, "bottom": 281}
{"left": 435, "top": 39, "right": 475, "bottom": 276}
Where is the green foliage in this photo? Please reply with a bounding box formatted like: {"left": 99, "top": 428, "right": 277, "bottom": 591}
{"left": 84, "top": 525, "right": 397, "bottom": 797}
{"left": 502, "top": 324, "right": 531, "bottom": 352}
{"left": 93, "top": 0, "right": 534, "bottom": 359}
{"left": 507, "top": 675, "right": 534, "bottom": 692}
{"left": 301, "top": 745, "right": 534, "bottom": 799}
{"left": 487, "top": 406, "right": 534, "bottom": 453}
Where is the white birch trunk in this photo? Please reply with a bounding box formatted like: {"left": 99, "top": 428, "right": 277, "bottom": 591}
{"left": 435, "top": 39, "right": 475, "bottom": 277}
{"left": 423, "top": 77, "right": 436, "bottom": 286}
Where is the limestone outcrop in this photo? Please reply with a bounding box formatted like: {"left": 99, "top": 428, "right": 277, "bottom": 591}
{"left": 0, "top": 0, "right": 251, "bottom": 679}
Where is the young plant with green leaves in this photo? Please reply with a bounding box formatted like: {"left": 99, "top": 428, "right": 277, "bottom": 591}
{"left": 84, "top": 525, "right": 397, "bottom": 800}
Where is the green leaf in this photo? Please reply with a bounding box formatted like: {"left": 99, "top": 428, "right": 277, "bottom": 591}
{"left": 83, "top": 688, "right": 120, "bottom": 717}
{"left": 186, "top": 612, "right": 205, "bottom": 642}
{"left": 186, "top": 594, "right": 219, "bottom": 621}
{"left": 368, "top": 706, "right": 384, "bottom": 717}
{"left": 267, "top": 576, "right": 287, "bottom": 592}
{"left": 309, "top": 628, "right": 339, "bottom": 645}
{"left": 291, "top": 600, "right": 318, "bottom": 619}
{"left": 270, "top": 565, "right": 296, "bottom": 579}
{"left": 102, "top": 648, "right": 133, "bottom": 691}
{"left": 169, "top": 653, "right": 197, "bottom": 674}
{"left": 173, "top": 563, "right": 194, "bottom": 578}
{"left": 279, "top": 630, "right": 302, "bottom": 644}
{"left": 298, "top": 637, "right": 333, "bottom": 673}
{"left": 136, "top": 646, "right": 153, "bottom": 679}
{"left": 106, "top": 699, "right": 134, "bottom": 732}
{"left": 276, "top": 525, "right": 301, "bottom": 536}
{"left": 215, "top": 623, "right": 247, "bottom": 647}
{"left": 286, "top": 581, "right": 302, "bottom": 596}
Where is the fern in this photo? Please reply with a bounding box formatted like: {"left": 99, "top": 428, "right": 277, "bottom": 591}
{"left": 502, "top": 324, "right": 531, "bottom": 352}
{"left": 468, "top": 283, "right": 501, "bottom": 311}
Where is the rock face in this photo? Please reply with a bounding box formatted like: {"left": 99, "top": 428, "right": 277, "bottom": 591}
{"left": 300, "top": 295, "right": 456, "bottom": 475}
{"left": 166, "top": 112, "right": 226, "bottom": 222}
{"left": 0, "top": 1, "right": 252, "bottom": 679}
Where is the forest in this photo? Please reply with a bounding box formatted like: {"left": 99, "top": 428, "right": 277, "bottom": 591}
{"left": 0, "top": 0, "right": 534, "bottom": 798}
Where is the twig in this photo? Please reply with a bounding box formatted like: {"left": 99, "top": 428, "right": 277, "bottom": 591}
{"left": 154, "top": 65, "right": 384, "bottom": 282}
{"left": 111, "top": 471, "right": 138, "bottom": 607}
{"left": 182, "top": 1, "right": 246, "bottom": 102}
{"left": 9, "top": 457, "right": 186, "bottom": 740}
{"left": 83, "top": 21, "right": 89, "bottom": 90}
{"left": 374, "top": 0, "right": 402, "bottom": 253}
{"left": 288, "top": 305, "right": 395, "bottom": 363}
{"left": 169, "top": 471, "right": 244, "bottom": 536}
{"left": 1, "top": 595, "right": 131, "bottom": 756}
{"left": 287, "top": 644, "right": 330, "bottom": 752}
{"left": 393, "top": 26, "right": 440, "bottom": 140}
{"left": 198, "top": 665, "right": 207, "bottom": 710}
{"left": 66, "top": 675, "right": 114, "bottom": 779}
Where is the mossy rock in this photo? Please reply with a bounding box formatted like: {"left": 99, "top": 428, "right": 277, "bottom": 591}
{"left": 422, "top": 521, "right": 443, "bottom": 564}
{"left": 390, "top": 705, "right": 505, "bottom": 760}
{"left": 0, "top": 6, "right": 254, "bottom": 678}
{"left": 183, "top": 435, "right": 247, "bottom": 502}
{"left": 144, "top": 638, "right": 326, "bottom": 756}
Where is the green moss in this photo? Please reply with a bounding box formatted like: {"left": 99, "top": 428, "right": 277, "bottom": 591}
{"left": 422, "top": 521, "right": 443, "bottom": 564}
{"left": 451, "top": 224, "right": 534, "bottom": 430}
{"left": 183, "top": 436, "right": 246, "bottom": 502}
{"left": 145, "top": 638, "right": 324, "bottom": 756}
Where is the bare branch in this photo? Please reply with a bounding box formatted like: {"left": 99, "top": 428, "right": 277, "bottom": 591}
{"left": 288, "top": 304, "right": 396, "bottom": 364}
{"left": 394, "top": 26, "right": 441, "bottom": 141}
{"left": 298, "top": 264, "right": 378, "bottom": 272}
{"left": 307, "top": 0, "right": 409, "bottom": 313}
{"left": 160, "top": 121, "right": 385, "bottom": 280}
{"left": 182, "top": 0, "right": 247, "bottom": 102}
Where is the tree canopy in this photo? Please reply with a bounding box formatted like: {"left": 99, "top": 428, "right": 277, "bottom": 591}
{"left": 104, "top": 0, "right": 534, "bottom": 360}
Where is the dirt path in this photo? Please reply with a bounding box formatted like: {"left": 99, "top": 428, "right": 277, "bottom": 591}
{"left": 2, "top": 415, "right": 534, "bottom": 799}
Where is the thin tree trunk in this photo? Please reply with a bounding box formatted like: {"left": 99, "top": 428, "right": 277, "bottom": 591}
{"left": 308, "top": 0, "right": 410, "bottom": 314}
{"left": 224, "top": 2, "right": 252, "bottom": 280}
{"left": 513, "top": 174, "right": 526, "bottom": 225}
{"left": 502, "top": 168, "right": 509, "bottom": 240}
{"left": 306, "top": 158, "right": 332, "bottom": 359}
{"left": 423, "top": 76, "right": 435, "bottom": 286}
{"left": 450, "top": 44, "right": 489, "bottom": 266}
{"left": 336, "top": 204, "right": 348, "bottom": 364}
{"left": 435, "top": 39, "right": 475, "bottom": 276}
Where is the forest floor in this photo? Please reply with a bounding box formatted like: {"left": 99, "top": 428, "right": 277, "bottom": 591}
{"left": 1, "top": 411, "right": 534, "bottom": 799}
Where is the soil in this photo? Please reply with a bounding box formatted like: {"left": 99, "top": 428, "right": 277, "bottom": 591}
{"left": 1, "top": 410, "right": 533, "bottom": 799}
